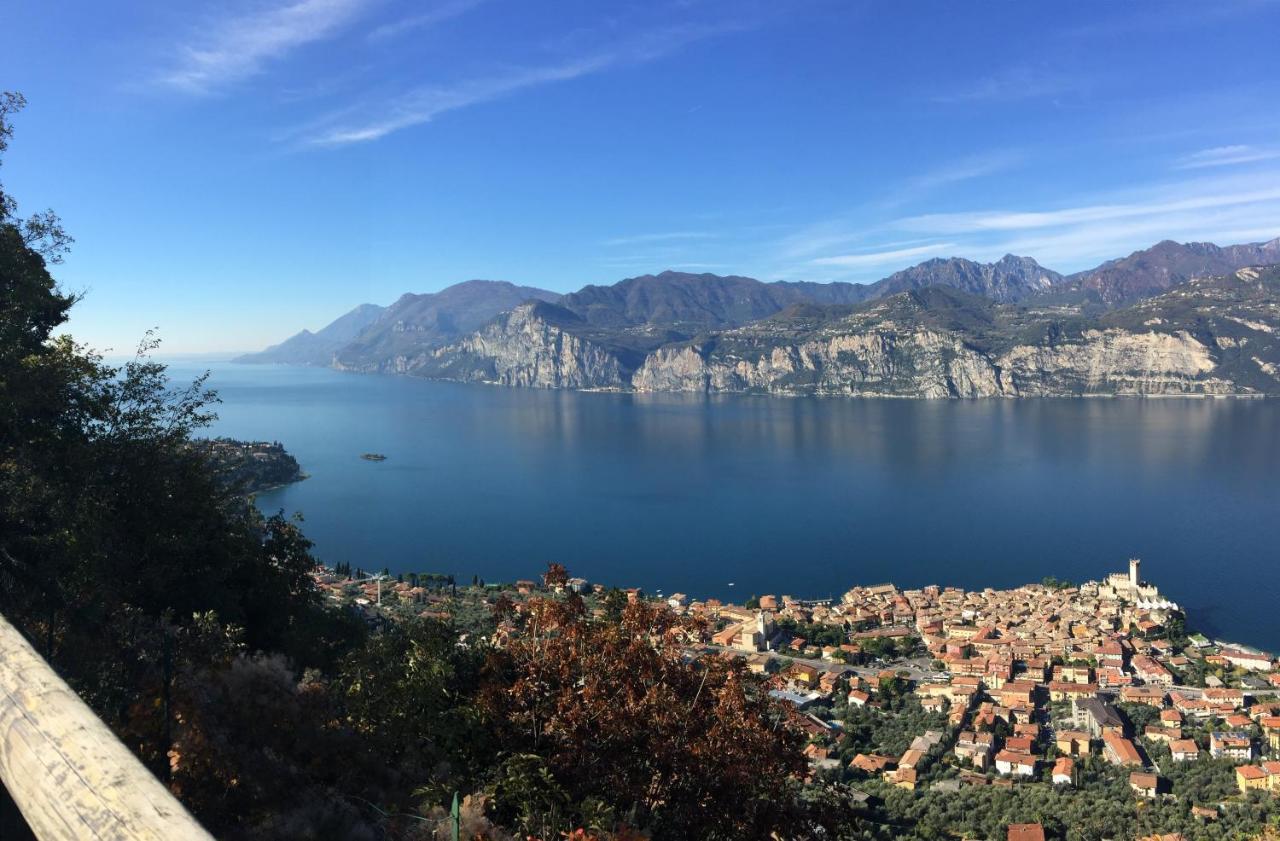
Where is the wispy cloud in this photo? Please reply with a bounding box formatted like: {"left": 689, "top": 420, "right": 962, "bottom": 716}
{"left": 901, "top": 152, "right": 1022, "bottom": 193}
{"left": 889, "top": 171, "right": 1280, "bottom": 270}
{"left": 602, "top": 231, "right": 716, "bottom": 247}
{"left": 305, "top": 58, "right": 611, "bottom": 145}
{"left": 773, "top": 152, "right": 1020, "bottom": 263}
{"left": 1062, "top": 0, "right": 1271, "bottom": 39}
{"left": 1175, "top": 144, "right": 1280, "bottom": 170}
{"left": 896, "top": 186, "right": 1280, "bottom": 234}
{"left": 810, "top": 242, "right": 956, "bottom": 268}
{"left": 158, "top": 0, "right": 372, "bottom": 95}
{"left": 597, "top": 258, "right": 731, "bottom": 271}
{"left": 932, "top": 66, "right": 1084, "bottom": 104}
{"left": 971, "top": 213, "right": 1280, "bottom": 271}
{"left": 772, "top": 168, "right": 1280, "bottom": 281}
{"left": 301, "top": 20, "right": 747, "bottom": 145}
{"left": 366, "top": 0, "right": 485, "bottom": 41}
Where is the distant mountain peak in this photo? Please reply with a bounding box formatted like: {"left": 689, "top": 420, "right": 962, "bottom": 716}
{"left": 233, "top": 303, "right": 385, "bottom": 366}
{"left": 867, "top": 253, "right": 1063, "bottom": 303}
{"left": 328, "top": 280, "right": 562, "bottom": 373}
{"left": 1051, "top": 236, "right": 1280, "bottom": 306}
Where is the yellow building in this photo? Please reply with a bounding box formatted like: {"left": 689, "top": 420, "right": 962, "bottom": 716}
{"left": 1237, "top": 765, "right": 1268, "bottom": 794}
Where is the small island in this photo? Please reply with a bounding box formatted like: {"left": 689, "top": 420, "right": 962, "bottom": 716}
{"left": 360, "top": 452, "right": 388, "bottom": 461}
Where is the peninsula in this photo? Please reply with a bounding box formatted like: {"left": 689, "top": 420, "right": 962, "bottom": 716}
{"left": 194, "top": 438, "right": 305, "bottom": 495}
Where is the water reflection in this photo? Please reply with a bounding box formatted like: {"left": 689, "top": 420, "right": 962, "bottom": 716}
{"left": 174, "top": 362, "right": 1280, "bottom": 650}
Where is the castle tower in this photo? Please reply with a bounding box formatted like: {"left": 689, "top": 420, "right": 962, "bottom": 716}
{"left": 1129, "top": 558, "right": 1141, "bottom": 588}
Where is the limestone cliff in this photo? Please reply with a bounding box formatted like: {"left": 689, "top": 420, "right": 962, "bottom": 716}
{"left": 633, "top": 270, "right": 1279, "bottom": 396}
{"left": 398, "top": 301, "right": 627, "bottom": 389}
{"left": 402, "top": 268, "right": 1280, "bottom": 397}
{"left": 632, "top": 327, "right": 1229, "bottom": 397}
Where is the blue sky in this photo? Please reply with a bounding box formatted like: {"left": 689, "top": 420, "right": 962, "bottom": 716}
{"left": 3, "top": 0, "right": 1280, "bottom": 353}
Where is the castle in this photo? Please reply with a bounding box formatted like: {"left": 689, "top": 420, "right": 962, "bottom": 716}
{"left": 1096, "top": 558, "right": 1179, "bottom": 612}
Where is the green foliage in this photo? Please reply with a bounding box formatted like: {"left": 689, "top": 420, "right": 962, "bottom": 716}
{"left": 336, "top": 617, "right": 492, "bottom": 805}
{"left": 776, "top": 616, "right": 848, "bottom": 648}
{"left": 849, "top": 754, "right": 1280, "bottom": 840}
{"left": 836, "top": 697, "right": 947, "bottom": 760}
{"left": 859, "top": 634, "right": 920, "bottom": 661}
{"left": 602, "top": 587, "right": 627, "bottom": 620}
{"left": 1117, "top": 702, "right": 1162, "bottom": 735}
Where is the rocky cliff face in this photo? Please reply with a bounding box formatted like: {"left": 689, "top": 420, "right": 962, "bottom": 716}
{"left": 871, "top": 254, "right": 1063, "bottom": 303}
{"left": 347, "top": 266, "right": 1280, "bottom": 398}
{"left": 398, "top": 302, "right": 627, "bottom": 389}
{"left": 633, "top": 269, "right": 1280, "bottom": 397}
{"left": 633, "top": 331, "right": 1003, "bottom": 397}
{"left": 331, "top": 280, "right": 561, "bottom": 371}
{"left": 632, "top": 328, "right": 1229, "bottom": 397}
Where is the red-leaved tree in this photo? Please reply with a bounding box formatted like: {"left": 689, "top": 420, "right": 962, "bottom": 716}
{"left": 482, "top": 588, "right": 805, "bottom": 839}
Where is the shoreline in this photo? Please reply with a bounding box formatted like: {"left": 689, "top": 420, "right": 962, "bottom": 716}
{"left": 232, "top": 360, "right": 1278, "bottom": 399}
{"left": 317, "top": 561, "right": 1277, "bottom": 687}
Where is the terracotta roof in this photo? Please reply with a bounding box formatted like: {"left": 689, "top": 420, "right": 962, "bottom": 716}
{"left": 1103, "top": 733, "right": 1142, "bottom": 765}
{"left": 1008, "top": 824, "right": 1046, "bottom": 841}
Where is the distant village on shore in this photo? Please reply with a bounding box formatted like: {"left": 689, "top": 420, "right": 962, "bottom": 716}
{"left": 313, "top": 557, "right": 1280, "bottom": 841}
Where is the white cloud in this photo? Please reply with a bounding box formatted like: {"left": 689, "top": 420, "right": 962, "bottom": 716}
{"left": 158, "top": 0, "right": 371, "bottom": 94}
{"left": 773, "top": 153, "right": 1020, "bottom": 262}
{"left": 896, "top": 186, "right": 1280, "bottom": 234}
{"left": 307, "top": 57, "right": 612, "bottom": 145}
{"left": 973, "top": 206, "right": 1280, "bottom": 269}
{"left": 1175, "top": 144, "right": 1280, "bottom": 170}
{"left": 932, "top": 66, "right": 1083, "bottom": 104}
{"left": 367, "top": 0, "right": 486, "bottom": 41}
{"left": 811, "top": 242, "right": 957, "bottom": 268}
{"left": 900, "top": 152, "right": 1021, "bottom": 193}
{"left": 602, "top": 231, "right": 716, "bottom": 247}
{"left": 774, "top": 168, "right": 1280, "bottom": 281}
{"left": 301, "top": 20, "right": 746, "bottom": 145}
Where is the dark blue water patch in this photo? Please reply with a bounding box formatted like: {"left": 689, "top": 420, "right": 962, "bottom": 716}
{"left": 167, "top": 361, "right": 1280, "bottom": 652}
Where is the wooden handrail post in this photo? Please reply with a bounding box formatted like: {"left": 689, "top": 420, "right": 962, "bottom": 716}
{"left": 0, "top": 613, "right": 214, "bottom": 840}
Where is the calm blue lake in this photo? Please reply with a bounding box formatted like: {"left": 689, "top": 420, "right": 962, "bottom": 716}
{"left": 166, "top": 361, "right": 1280, "bottom": 651}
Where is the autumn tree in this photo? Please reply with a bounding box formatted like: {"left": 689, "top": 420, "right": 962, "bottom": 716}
{"left": 482, "top": 593, "right": 806, "bottom": 839}
{"left": 542, "top": 562, "right": 569, "bottom": 590}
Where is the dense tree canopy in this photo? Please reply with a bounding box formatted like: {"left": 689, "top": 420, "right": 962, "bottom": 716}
{"left": 484, "top": 595, "right": 806, "bottom": 839}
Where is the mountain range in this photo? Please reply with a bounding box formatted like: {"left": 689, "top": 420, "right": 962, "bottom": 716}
{"left": 235, "top": 236, "right": 1280, "bottom": 396}
{"left": 237, "top": 302, "right": 385, "bottom": 366}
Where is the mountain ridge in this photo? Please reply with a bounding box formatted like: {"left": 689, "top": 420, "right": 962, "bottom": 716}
{"left": 329, "top": 280, "right": 562, "bottom": 373}
{"left": 237, "top": 236, "right": 1280, "bottom": 396}
{"left": 234, "top": 302, "right": 385, "bottom": 365}
{"left": 1046, "top": 236, "right": 1280, "bottom": 306}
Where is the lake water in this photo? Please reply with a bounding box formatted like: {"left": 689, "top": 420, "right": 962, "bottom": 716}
{"left": 167, "top": 361, "right": 1280, "bottom": 651}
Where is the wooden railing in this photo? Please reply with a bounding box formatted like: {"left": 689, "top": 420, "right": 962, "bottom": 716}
{"left": 0, "top": 613, "right": 213, "bottom": 840}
